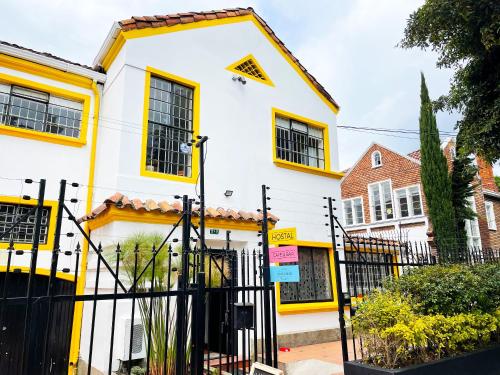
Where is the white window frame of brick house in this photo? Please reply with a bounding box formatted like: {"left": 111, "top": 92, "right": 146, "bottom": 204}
{"left": 342, "top": 196, "right": 365, "bottom": 226}
{"left": 465, "top": 196, "right": 482, "bottom": 248}
{"left": 394, "top": 184, "right": 424, "bottom": 219}
{"left": 485, "top": 201, "right": 496, "bottom": 230}
{"left": 371, "top": 150, "right": 382, "bottom": 168}
{"left": 368, "top": 179, "right": 394, "bottom": 222}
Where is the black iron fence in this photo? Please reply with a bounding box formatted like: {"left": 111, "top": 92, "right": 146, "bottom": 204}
{"left": 0, "top": 179, "right": 278, "bottom": 375}
{"left": 325, "top": 196, "right": 500, "bottom": 364}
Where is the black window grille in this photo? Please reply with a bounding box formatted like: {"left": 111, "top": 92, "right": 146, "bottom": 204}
{"left": 0, "top": 86, "right": 82, "bottom": 138}
{"left": 0, "top": 202, "right": 51, "bottom": 244}
{"left": 280, "top": 247, "right": 333, "bottom": 304}
{"left": 146, "top": 76, "right": 194, "bottom": 177}
{"left": 275, "top": 116, "right": 325, "bottom": 169}
{"left": 345, "top": 251, "right": 393, "bottom": 296}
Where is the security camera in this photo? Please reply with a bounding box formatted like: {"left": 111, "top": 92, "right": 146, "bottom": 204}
{"left": 232, "top": 75, "right": 247, "bottom": 85}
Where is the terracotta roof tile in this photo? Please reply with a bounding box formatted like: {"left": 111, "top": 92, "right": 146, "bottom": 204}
{"left": 408, "top": 150, "right": 421, "bottom": 160}
{"left": 144, "top": 199, "right": 159, "bottom": 211}
{"left": 78, "top": 192, "right": 279, "bottom": 225}
{"left": 117, "top": 7, "right": 339, "bottom": 110}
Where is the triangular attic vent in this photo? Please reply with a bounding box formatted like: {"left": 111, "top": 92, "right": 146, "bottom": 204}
{"left": 226, "top": 54, "right": 274, "bottom": 86}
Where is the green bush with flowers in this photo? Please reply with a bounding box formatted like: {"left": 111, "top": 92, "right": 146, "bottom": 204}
{"left": 351, "top": 264, "right": 500, "bottom": 368}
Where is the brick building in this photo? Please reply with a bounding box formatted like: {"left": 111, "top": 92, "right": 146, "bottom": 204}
{"left": 341, "top": 140, "right": 500, "bottom": 248}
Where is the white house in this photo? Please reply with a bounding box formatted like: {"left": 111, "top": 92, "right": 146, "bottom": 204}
{"left": 0, "top": 8, "right": 345, "bottom": 374}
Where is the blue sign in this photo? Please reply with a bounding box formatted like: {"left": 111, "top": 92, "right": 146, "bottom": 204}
{"left": 270, "top": 265, "right": 300, "bottom": 282}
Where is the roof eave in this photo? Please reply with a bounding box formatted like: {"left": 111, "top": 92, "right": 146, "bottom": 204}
{"left": 93, "top": 22, "right": 121, "bottom": 69}
{"left": 0, "top": 43, "right": 106, "bottom": 83}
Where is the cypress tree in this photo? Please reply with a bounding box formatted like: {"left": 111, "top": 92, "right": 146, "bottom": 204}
{"left": 419, "top": 73, "right": 456, "bottom": 258}
{"left": 451, "top": 132, "right": 477, "bottom": 250}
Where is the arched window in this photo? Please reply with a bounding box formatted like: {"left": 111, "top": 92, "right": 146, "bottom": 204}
{"left": 371, "top": 151, "right": 382, "bottom": 168}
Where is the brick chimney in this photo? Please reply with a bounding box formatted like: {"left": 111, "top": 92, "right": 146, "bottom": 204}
{"left": 477, "top": 158, "right": 498, "bottom": 192}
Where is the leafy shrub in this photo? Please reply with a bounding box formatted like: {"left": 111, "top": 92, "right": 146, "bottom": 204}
{"left": 352, "top": 263, "right": 500, "bottom": 368}
{"left": 385, "top": 263, "right": 499, "bottom": 315}
{"left": 352, "top": 291, "right": 499, "bottom": 368}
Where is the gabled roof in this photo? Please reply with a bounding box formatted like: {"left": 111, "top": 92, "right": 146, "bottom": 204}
{"left": 96, "top": 7, "right": 339, "bottom": 112}
{"left": 341, "top": 142, "right": 421, "bottom": 181}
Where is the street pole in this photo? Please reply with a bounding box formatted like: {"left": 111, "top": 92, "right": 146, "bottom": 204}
{"left": 195, "top": 136, "right": 208, "bottom": 374}
{"left": 327, "top": 197, "right": 348, "bottom": 362}
{"left": 261, "top": 184, "right": 273, "bottom": 366}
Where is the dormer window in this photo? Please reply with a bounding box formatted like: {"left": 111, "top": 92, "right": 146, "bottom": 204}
{"left": 371, "top": 151, "right": 382, "bottom": 168}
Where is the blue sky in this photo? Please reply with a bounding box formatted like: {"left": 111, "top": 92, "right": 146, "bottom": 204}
{"left": 2, "top": 0, "right": 495, "bottom": 172}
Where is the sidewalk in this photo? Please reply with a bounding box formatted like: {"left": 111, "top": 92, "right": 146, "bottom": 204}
{"left": 278, "top": 340, "right": 356, "bottom": 375}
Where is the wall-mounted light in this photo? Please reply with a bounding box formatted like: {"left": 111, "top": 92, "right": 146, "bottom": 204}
{"left": 224, "top": 190, "right": 234, "bottom": 197}
{"left": 232, "top": 75, "right": 246, "bottom": 85}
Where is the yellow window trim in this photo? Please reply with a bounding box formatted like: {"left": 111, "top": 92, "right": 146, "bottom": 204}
{"left": 272, "top": 107, "right": 344, "bottom": 179}
{"left": 140, "top": 66, "right": 200, "bottom": 184}
{"left": 87, "top": 206, "right": 274, "bottom": 232}
{"left": 226, "top": 54, "right": 274, "bottom": 86}
{"left": 0, "top": 195, "right": 58, "bottom": 251}
{"left": 101, "top": 15, "right": 339, "bottom": 114}
{"left": 0, "top": 265, "right": 75, "bottom": 282}
{"left": 0, "top": 73, "right": 91, "bottom": 147}
{"left": 0, "top": 54, "right": 94, "bottom": 89}
{"left": 274, "top": 240, "right": 339, "bottom": 314}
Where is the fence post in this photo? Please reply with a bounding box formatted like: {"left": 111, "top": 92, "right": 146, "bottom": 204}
{"left": 195, "top": 136, "right": 208, "bottom": 375}
{"left": 176, "top": 195, "right": 191, "bottom": 375}
{"left": 41, "top": 179, "right": 67, "bottom": 373}
{"left": 327, "top": 197, "right": 349, "bottom": 363}
{"left": 20, "top": 178, "right": 46, "bottom": 375}
{"left": 260, "top": 184, "right": 274, "bottom": 366}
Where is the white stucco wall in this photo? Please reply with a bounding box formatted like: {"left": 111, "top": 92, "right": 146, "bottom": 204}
{"left": 82, "top": 19, "right": 343, "bottom": 373}
{"left": 0, "top": 65, "right": 98, "bottom": 271}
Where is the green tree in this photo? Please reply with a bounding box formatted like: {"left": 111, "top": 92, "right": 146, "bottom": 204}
{"left": 451, "top": 133, "right": 477, "bottom": 249}
{"left": 419, "top": 74, "right": 456, "bottom": 256}
{"left": 400, "top": 0, "right": 500, "bottom": 163}
{"left": 495, "top": 176, "right": 500, "bottom": 190}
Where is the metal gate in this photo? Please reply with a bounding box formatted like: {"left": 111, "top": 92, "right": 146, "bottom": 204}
{"left": 0, "top": 179, "right": 278, "bottom": 374}
{"left": 325, "top": 197, "right": 500, "bottom": 364}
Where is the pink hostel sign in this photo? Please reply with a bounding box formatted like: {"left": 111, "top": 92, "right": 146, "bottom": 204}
{"left": 269, "top": 246, "right": 298, "bottom": 263}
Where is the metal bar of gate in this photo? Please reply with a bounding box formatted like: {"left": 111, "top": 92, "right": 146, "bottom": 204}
{"left": 41, "top": 179, "right": 67, "bottom": 374}
{"left": 20, "top": 179, "right": 46, "bottom": 375}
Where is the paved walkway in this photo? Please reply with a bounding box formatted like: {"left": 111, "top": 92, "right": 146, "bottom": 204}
{"left": 278, "top": 340, "right": 357, "bottom": 375}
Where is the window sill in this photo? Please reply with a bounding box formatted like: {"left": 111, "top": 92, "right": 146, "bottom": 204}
{"left": 0, "top": 123, "right": 86, "bottom": 147}
{"left": 274, "top": 160, "right": 343, "bottom": 179}
{"left": 277, "top": 300, "right": 338, "bottom": 314}
{"left": 140, "top": 168, "right": 197, "bottom": 184}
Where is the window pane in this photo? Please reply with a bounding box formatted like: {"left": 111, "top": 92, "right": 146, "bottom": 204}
{"left": 146, "top": 77, "right": 194, "bottom": 177}
{"left": 396, "top": 190, "right": 409, "bottom": 217}
{"left": 2, "top": 85, "right": 82, "bottom": 138}
{"left": 381, "top": 181, "right": 393, "bottom": 219}
{"left": 344, "top": 201, "right": 353, "bottom": 225}
{"left": 370, "top": 185, "right": 383, "bottom": 221}
{"left": 353, "top": 198, "right": 363, "bottom": 224}
{"left": 275, "top": 116, "right": 324, "bottom": 169}
{"left": 409, "top": 186, "right": 422, "bottom": 216}
{"left": 280, "top": 247, "right": 333, "bottom": 304}
{"left": 0, "top": 203, "right": 50, "bottom": 244}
